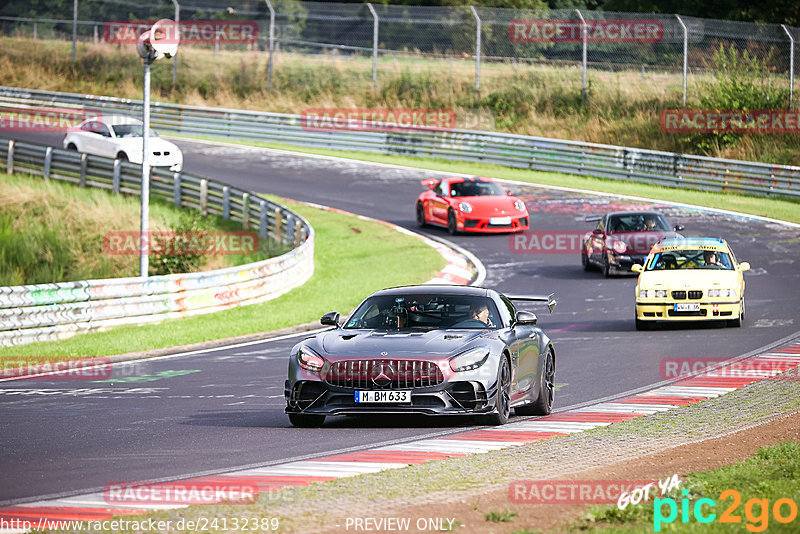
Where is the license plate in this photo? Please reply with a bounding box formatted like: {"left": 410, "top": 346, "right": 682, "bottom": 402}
{"left": 490, "top": 216, "right": 512, "bottom": 225}
{"left": 355, "top": 390, "right": 411, "bottom": 403}
{"left": 675, "top": 303, "right": 701, "bottom": 312}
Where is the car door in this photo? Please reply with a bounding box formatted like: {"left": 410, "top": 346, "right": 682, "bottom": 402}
{"left": 589, "top": 215, "right": 607, "bottom": 265}
{"left": 429, "top": 180, "right": 450, "bottom": 224}
{"left": 499, "top": 296, "right": 540, "bottom": 403}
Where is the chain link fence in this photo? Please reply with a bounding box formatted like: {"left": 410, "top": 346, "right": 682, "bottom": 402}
{"left": 0, "top": 0, "right": 796, "bottom": 105}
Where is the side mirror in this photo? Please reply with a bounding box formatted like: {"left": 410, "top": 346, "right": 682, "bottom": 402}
{"left": 506, "top": 189, "right": 513, "bottom": 196}
{"left": 320, "top": 311, "right": 340, "bottom": 327}
{"left": 674, "top": 224, "right": 685, "bottom": 232}
{"left": 514, "top": 310, "right": 538, "bottom": 325}
{"left": 631, "top": 264, "right": 644, "bottom": 273}
{"left": 738, "top": 262, "right": 750, "bottom": 272}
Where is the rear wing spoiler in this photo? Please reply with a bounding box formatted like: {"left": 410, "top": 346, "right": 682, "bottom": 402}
{"left": 507, "top": 293, "right": 557, "bottom": 313}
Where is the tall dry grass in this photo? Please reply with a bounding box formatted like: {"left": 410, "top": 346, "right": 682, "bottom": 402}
{"left": 1, "top": 37, "right": 798, "bottom": 164}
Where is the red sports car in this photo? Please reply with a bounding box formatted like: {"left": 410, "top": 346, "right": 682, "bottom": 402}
{"left": 416, "top": 177, "right": 529, "bottom": 234}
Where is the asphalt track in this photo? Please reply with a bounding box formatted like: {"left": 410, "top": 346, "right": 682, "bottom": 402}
{"left": 1, "top": 134, "right": 799, "bottom": 504}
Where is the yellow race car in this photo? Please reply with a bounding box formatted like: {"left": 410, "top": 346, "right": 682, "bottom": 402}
{"left": 632, "top": 238, "right": 750, "bottom": 330}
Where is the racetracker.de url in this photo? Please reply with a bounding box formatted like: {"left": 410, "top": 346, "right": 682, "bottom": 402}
{"left": 0, "top": 517, "right": 280, "bottom": 531}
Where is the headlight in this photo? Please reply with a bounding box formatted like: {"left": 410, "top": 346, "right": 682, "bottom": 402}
{"left": 514, "top": 200, "right": 525, "bottom": 211}
{"left": 638, "top": 289, "right": 667, "bottom": 298}
{"left": 458, "top": 201, "right": 473, "bottom": 213}
{"left": 449, "top": 347, "right": 489, "bottom": 372}
{"left": 297, "top": 346, "right": 325, "bottom": 372}
{"left": 708, "top": 288, "right": 738, "bottom": 298}
{"left": 611, "top": 239, "right": 627, "bottom": 254}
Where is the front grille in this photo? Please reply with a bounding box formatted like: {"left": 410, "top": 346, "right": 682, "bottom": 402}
{"left": 519, "top": 217, "right": 528, "bottom": 226}
{"left": 464, "top": 219, "right": 479, "bottom": 228}
{"left": 671, "top": 291, "right": 686, "bottom": 299}
{"left": 688, "top": 290, "right": 703, "bottom": 299}
{"left": 325, "top": 359, "right": 444, "bottom": 389}
{"left": 668, "top": 309, "right": 707, "bottom": 317}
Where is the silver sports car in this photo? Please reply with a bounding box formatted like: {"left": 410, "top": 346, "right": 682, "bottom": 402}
{"left": 284, "top": 285, "right": 557, "bottom": 427}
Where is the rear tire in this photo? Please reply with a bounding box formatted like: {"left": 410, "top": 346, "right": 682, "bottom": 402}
{"left": 288, "top": 413, "right": 325, "bottom": 427}
{"left": 416, "top": 202, "right": 426, "bottom": 227}
{"left": 516, "top": 348, "right": 555, "bottom": 416}
{"left": 485, "top": 356, "right": 511, "bottom": 425}
{"left": 447, "top": 210, "right": 458, "bottom": 235}
{"left": 66, "top": 143, "right": 77, "bottom": 151}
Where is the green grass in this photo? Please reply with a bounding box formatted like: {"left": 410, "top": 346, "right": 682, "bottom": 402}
{"left": 0, "top": 172, "right": 284, "bottom": 285}
{"left": 577, "top": 441, "right": 800, "bottom": 533}
{"left": 484, "top": 509, "right": 519, "bottom": 523}
{"left": 186, "top": 136, "right": 800, "bottom": 225}
{"left": 0, "top": 199, "right": 446, "bottom": 359}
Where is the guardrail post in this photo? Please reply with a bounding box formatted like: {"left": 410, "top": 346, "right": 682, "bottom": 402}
{"left": 294, "top": 219, "right": 302, "bottom": 247}
{"left": 242, "top": 192, "right": 250, "bottom": 230}
{"left": 173, "top": 172, "right": 181, "bottom": 206}
{"left": 43, "top": 147, "right": 53, "bottom": 179}
{"left": 112, "top": 159, "right": 121, "bottom": 193}
{"left": 782, "top": 25, "right": 795, "bottom": 108}
{"left": 93, "top": 25, "right": 98, "bottom": 43}
{"left": 470, "top": 6, "right": 481, "bottom": 90}
{"left": 199, "top": 179, "right": 208, "bottom": 216}
{"left": 676, "top": 15, "right": 688, "bottom": 107}
{"left": 7, "top": 140, "right": 14, "bottom": 175}
{"left": 79, "top": 153, "right": 87, "bottom": 187}
{"left": 575, "top": 9, "right": 588, "bottom": 104}
{"left": 222, "top": 186, "right": 230, "bottom": 219}
{"left": 33, "top": 22, "right": 38, "bottom": 40}
{"left": 367, "top": 3, "right": 379, "bottom": 88}
{"left": 264, "top": 0, "right": 275, "bottom": 91}
{"left": 274, "top": 207, "right": 282, "bottom": 241}
{"left": 259, "top": 200, "right": 268, "bottom": 239}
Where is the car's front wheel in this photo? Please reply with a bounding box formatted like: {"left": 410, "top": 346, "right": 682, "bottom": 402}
{"left": 447, "top": 210, "right": 458, "bottom": 235}
{"left": 728, "top": 298, "right": 745, "bottom": 327}
{"left": 581, "top": 250, "right": 591, "bottom": 271}
{"left": 288, "top": 413, "right": 325, "bottom": 427}
{"left": 116, "top": 152, "right": 128, "bottom": 162}
{"left": 416, "top": 202, "right": 426, "bottom": 227}
{"left": 66, "top": 143, "right": 77, "bottom": 151}
{"left": 516, "top": 348, "right": 555, "bottom": 416}
{"left": 635, "top": 317, "right": 650, "bottom": 331}
{"left": 602, "top": 256, "right": 611, "bottom": 277}
{"left": 486, "top": 356, "right": 511, "bottom": 425}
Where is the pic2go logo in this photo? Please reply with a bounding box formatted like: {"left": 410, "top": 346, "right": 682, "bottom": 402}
{"left": 654, "top": 489, "right": 798, "bottom": 532}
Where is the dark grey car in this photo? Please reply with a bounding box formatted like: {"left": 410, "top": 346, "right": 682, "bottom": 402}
{"left": 284, "top": 285, "right": 557, "bottom": 427}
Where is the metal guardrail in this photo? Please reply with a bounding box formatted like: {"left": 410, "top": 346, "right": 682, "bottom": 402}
{"left": 1, "top": 85, "right": 798, "bottom": 199}
{"left": 0, "top": 137, "right": 314, "bottom": 347}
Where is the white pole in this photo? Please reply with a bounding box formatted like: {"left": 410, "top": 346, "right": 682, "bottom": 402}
{"left": 265, "top": 0, "right": 275, "bottom": 90}
{"left": 367, "top": 3, "right": 378, "bottom": 88}
{"left": 72, "top": 0, "right": 78, "bottom": 64}
{"left": 782, "top": 24, "right": 795, "bottom": 108}
{"left": 676, "top": 15, "right": 688, "bottom": 107}
{"left": 575, "top": 9, "right": 587, "bottom": 104}
{"left": 172, "top": 0, "right": 180, "bottom": 83}
{"left": 140, "top": 58, "right": 152, "bottom": 277}
{"left": 470, "top": 6, "right": 481, "bottom": 90}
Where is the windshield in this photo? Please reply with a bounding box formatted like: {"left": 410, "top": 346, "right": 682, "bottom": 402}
{"left": 645, "top": 249, "right": 734, "bottom": 271}
{"left": 112, "top": 125, "right": 160, "bottom": 138}
{"left": 608, "top": 213, "right": 671, "bottom": 233}
{"left": 450, "top": 181, "right": 505, "bottom": 197}
{"left": 344, "top": 294, "right": 500, "bottom": 330}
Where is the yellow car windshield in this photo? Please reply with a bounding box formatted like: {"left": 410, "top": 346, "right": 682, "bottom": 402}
{"left": 646, "top": 249, "right": 734, "bottom": 271}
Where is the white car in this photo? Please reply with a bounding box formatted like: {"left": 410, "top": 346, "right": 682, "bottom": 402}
{"left": 63, "top": 116, "right": 183, "bottom": 172}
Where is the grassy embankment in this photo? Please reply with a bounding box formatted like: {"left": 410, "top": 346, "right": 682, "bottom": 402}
{"left": 0, "top": 172, "right": 446, "bottom": 359}
{"left": 1, "top": 36, "right": 798, "bottom": 165}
